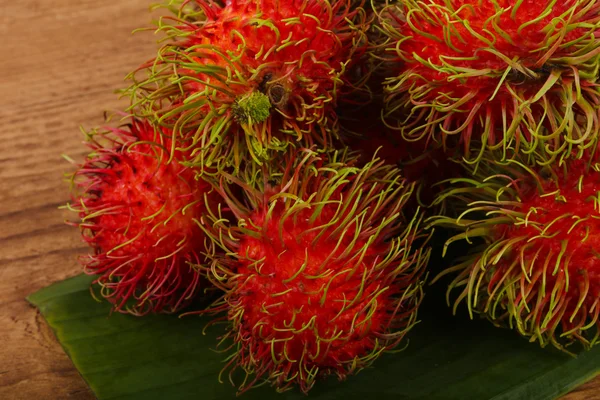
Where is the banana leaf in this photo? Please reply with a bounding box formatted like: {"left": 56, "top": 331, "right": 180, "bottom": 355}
{"left": 28, "top": 274, "right": 600, "bottom": 400}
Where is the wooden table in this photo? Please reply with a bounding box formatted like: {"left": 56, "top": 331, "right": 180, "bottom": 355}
{"left": 0, "top": 1, "right": 598, "bottom": 399}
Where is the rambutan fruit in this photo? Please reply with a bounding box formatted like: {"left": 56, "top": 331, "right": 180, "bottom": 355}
{"left": 198, "top": 149, "right": 430, "bottom": 393}
{"left": 430, "top": 151, "right": 600, "bottom": 351}
{"left": 127, "top": 0, "right": 371, "bottom": 169}
{"left": 374, "top": 0, "right": 600, "bottom": 163}
{"left": 67, "top": 118, "right": 218, "bottom": 315}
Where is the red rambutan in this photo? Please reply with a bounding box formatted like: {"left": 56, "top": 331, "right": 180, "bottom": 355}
{"left": 197, "top": 149, "right": 430, "bottom": 393}
{"left": 430, "top": 151, "right": 600, "bottom": 351}
{"left": 67, "top": 118, "right": 218, "bottom": 315}
{"left": 127, "top": 0, "right": 370, "bottom": 168}
{"left": 375, "top": 0, "right": 600, "bottom": 163}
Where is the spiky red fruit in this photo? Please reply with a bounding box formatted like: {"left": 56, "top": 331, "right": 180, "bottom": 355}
{"left": 376, "top": 0, "right": 600, "bottom": 162}
{"left": 69, "top": 118, "right": 217, "bottom": 315}
{"left": 128, "top": 0, "right": 370, "bottom": 167}
{"left": 200, "top": 150, "right": 429, "bottom": 393}
{"left": 432, "top": 152, "right": 600, "bottom": 350}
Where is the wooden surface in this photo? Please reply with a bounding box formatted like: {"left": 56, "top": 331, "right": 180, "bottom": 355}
{"left": 0, "top": 1, "right": 598, "bottom": 399}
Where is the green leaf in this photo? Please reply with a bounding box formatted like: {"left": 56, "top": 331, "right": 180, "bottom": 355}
{"left": 28, "top": 274, "right": 600, "bottom": 400}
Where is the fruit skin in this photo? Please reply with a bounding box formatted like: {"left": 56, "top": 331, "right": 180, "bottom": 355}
{"left": 430, "top": 151, "right": 600, "bottom": 351}
{"left": 127, "top": 0, "right": 371, "bottom": 169}
{"left": 374, "top": 0, "right": 600, "bottom": 164}
{"left": 197, "top": 149, "right": 430, "bottom": 394}
{"left": 67, "top": 118, "right": 216, "bottom": 315}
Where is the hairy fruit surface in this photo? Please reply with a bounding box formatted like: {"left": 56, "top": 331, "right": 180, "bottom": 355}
{"left": 68, "top": 118, "right": 216, "bottom": 315}
{"left": 128, "top": 0, "right": 370, "bottom": 168}
{"left": 199, "top": 149, "right": 430, "bottom": 393}
{"left": 376, "top": 0, "right": 600, "bottom": 164}
{"left": 431, "top": 153, "right": 600, "bottom": 351}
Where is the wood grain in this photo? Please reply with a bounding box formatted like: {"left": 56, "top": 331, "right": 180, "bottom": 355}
{"left": 0, "top": 1, "right": 159, "bottom": 399}
{"left": 0, "top": 1, "right": 598, "bottom": 399}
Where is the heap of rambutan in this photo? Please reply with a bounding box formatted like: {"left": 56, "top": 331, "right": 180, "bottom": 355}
{"left": 61, "top": 0, "right": 600, "bottom": 396}
{"left": 67, "top": 118, "right": 218, "bottom": 315}
{"left": 196, "top": 149, "right": 430, "bottom": 393}
{"left": 127, "top": 0, "right": 371, "bottom": 168}
{"left": 374, "top": 0, "right": 600, "bottom": 163}
{"left": 430, "top": 150, "right": 600, "bottom": 351}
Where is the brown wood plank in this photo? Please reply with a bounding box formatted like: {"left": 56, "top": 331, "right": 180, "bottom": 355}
{"left": 0, "top": 1, "right": 159, "bottom": 399}
{"left": 0, "top": 1, "right": 597, "bottom": 399}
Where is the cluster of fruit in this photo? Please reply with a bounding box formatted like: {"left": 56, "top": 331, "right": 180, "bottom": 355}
{"left": 67, "top": 0, "right": 600, "bottom": 394}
